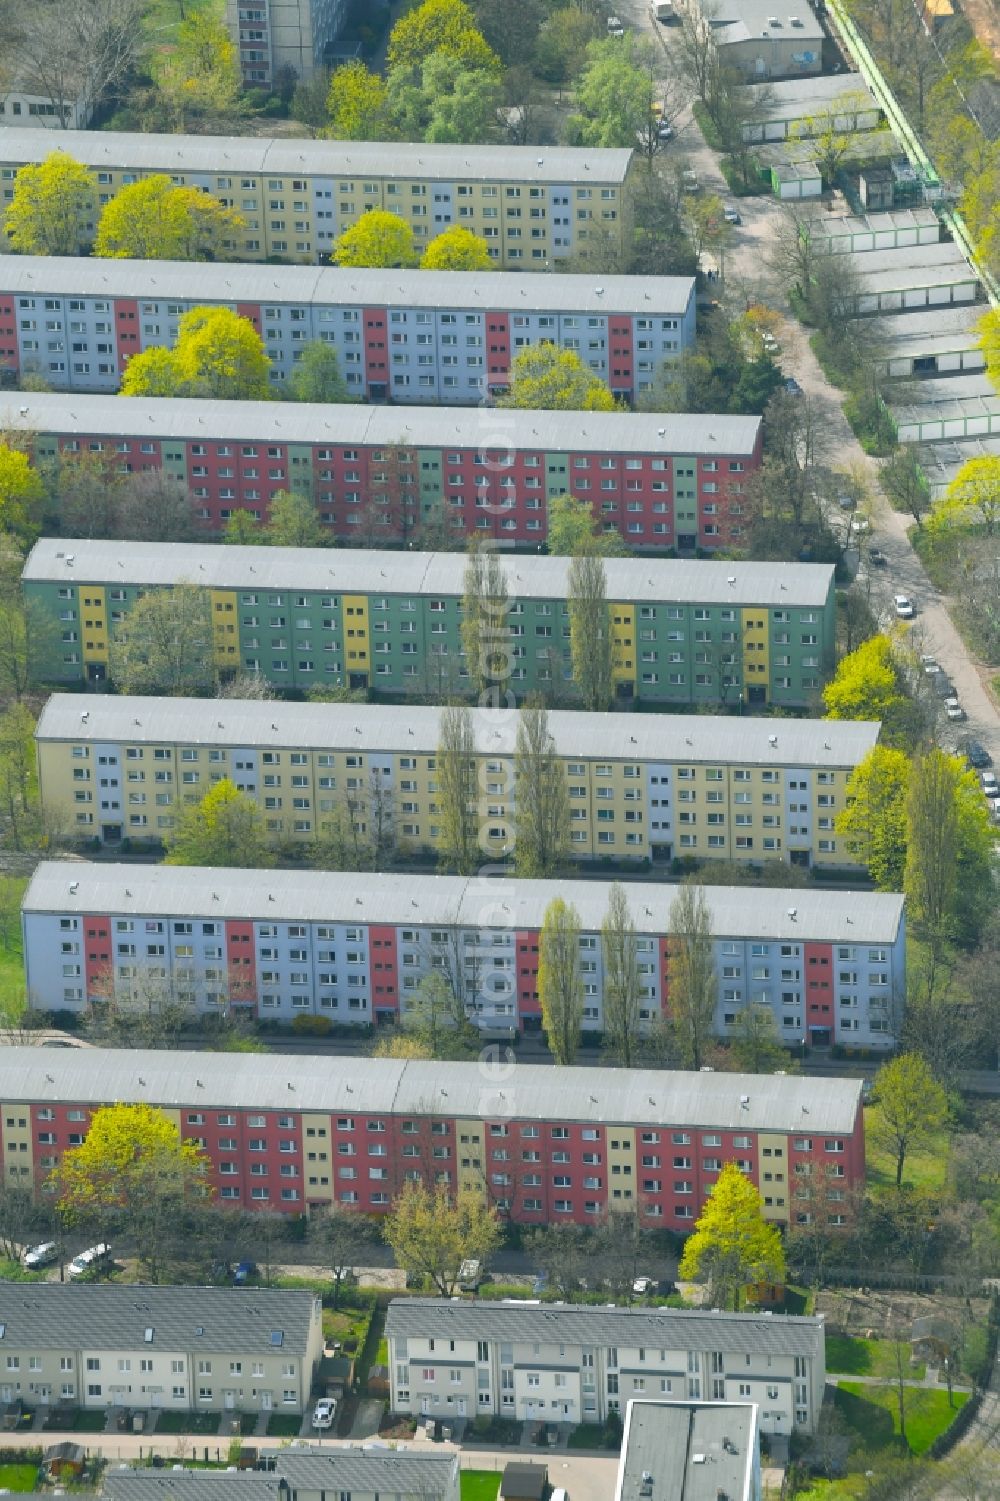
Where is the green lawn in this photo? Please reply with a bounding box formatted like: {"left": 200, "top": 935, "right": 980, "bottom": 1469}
{"left": 835, "top": 1382, "right": 967, "bottom": 1456}
{"left": 266, "top": 1413, "right": 303, "bottom": 1437}
{"left": 864, "top": 1105, "right": 950, "bottom": 1193}
{"left": 155, "top": 1411, "right": 221, "bottom": 1435}
{"left": 461, "top": 1474, "right": 501, "bottom": 1501}
{"left": 0, "top": 1466, "right": 40, "bottom": 1491}
{"left": 825, "top": 1335, "right": 925, "bottom": 1382}
{"left": 0, "top": 878, "right": 28, "bottom": 1015}
{"left": 795, "top": 1480, "right": 866, "bottom": 1501}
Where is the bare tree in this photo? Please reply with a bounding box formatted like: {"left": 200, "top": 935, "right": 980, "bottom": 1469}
{"left": 437, "top": 704, "right": 478, "bottom": 874}
{"left": 513, "top": 701, "right": 570, "bottom": 878}
{"left": 461, "top": 542, "right": 511, "bottom": 702}
{"left": 568, "top": 551, "right": 612, "bottom": 711}
{"left": 7, "top": 0, "right": 144, "bottom": 125}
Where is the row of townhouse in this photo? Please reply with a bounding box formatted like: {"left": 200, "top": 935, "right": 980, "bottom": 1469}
{"left": 0, "top": 1045, "right": 866, "bottom": 1229}
{"left": 383, "top": 1298, "right": 826, "bottom": 1437}
{"left": 0, "top": 131, "right": 635, "bottom": 269}
{"left": 22, "top": 861, "right": 906, "bottom": 1047}
{"left": 9, "top": 398, "right": 759, "bottom": 551}
{"left": 23, "top": 541, "right": 833, "bottom": 704}
{"left": 105, "top": 1455, "right": 459, "bottom": 1501}
{"left": 223, "top": 0, "right": 349, "bottom": 87}
{"left": 0, "top": 1284, "right": 322, "bottom": 1414}
{"left": 0, "top": 259, "right": 696, "bottom": 403}
{"left": 34, "top": 697, "right": 877, "bottom": 869}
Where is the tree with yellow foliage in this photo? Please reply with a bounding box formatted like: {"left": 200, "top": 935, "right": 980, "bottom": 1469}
{"left": 498, "top": 345, "right": 618, "bottom": 411}
{"left": 154, "top": 14, "right": 242, "bottom": 130}
{"left": 166, "top": 779, "right": 274, "bottom": 869}
{"left": 326, "top": 60, "right": 392, "bottom": 140}
{"left": 387, "top": 0, "right": 501, "bottom": 74}
{"left": 678, "top": 1163, "right": 786, "bottom": 1311}
{"left": 333, "top": 210, "right": 418, "bottom": 269}
{"left": 0, "top": 446, "right": 46, "bottom": 542}
{"left": 52, "top": 1103, "right": 210, "bottom": 1283}
{"left": 120, "top": 306, "right": 271, "bottom": 400}
{"left": 383, "top": 1181, "right": 502, "bottom": 1294}
{"left": 95, "top": 176, "right": 242, "bottom": 261}
{"left": 929, "top": 454, "right": 1000, "bottom": 536}
{"left": 3, "top": 152, "right": 97, "bottom": 256}
{"left": 420, "top": 225, "right": 492, "bottom": 270}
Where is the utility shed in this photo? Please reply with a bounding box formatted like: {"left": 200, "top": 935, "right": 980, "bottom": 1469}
{"left": 770, "top": 161, "right": 821, "bottom": 199}
{"left": 804, "top": 207, "right": 941, "bottom": 254}
{"left": 500, "top": 1466, "right": 547, "bottom": 1501}
{"left": 871, "top": 305, "right": 985, "bottom": 379}
{"left": 847, "top": 242, "right": 981, "bottom": 312}
{"left": 887, "top": 376, "right": 1000, "bottom": 442}
{"left": 742, "top": 74, "right": 880, "bottom": 141}
{"left": 911, "top": 436, "right": 1000, "bottom": 497}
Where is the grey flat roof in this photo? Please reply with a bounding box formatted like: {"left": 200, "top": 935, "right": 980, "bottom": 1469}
{"left": 105, "top": 1453, "right": 457, "bottom": 1501}
{"left": 888, "top": 383, "right": 1000, "bottom": 425}
{"left": 617, "top": 1401, "right": 756, "bottom": 1501}
{"left": 712, "top": 0, "right": 823, "bottom": 41}
{"left": 5, "top": 395, "right": 757, "bottom": 460}
{"left": 877, "top": 304, "right": 982, "bottom": 358}
{"left": 804, "top": 207, "right": 940, "bottom": 240}
{"left": 747, "top": 73, "right": 875, "bottom": 118}
{"left": 23, "top": 862, "right": 905, "bottom": 945}
{"left": 889, "top": 373, "right": 997, "bottom": 406}
{"left": 385, "top": 1298, "right": 825, "bottom": 1360}
{"left": 34, "top": 696, "right": 877, "bottom": 768}
{"left": 23, "top": 539, "right": 834, "bottom": 607}
{"left": 0, "top": 1046, "right": 863, "bottom": 1133}
{"left": 0, "top": 130, "right": 633, "bottom": 185}
{"left": 0, "top": 257, "right": 695, "bottom": 318}
{"left": 0, "top": 1284, "right": 316, "bottom": 1355}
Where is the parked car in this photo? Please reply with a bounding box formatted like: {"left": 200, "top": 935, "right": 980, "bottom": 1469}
{"left": 723, "top": 203, "right": 741, "bottom": 224}
{"left": 22, "top": 1241, "right": 59, "bottom": 1270}
{"left": 607, "top": 14, "right": 625, "bottom": 34}
{"left": 531, "top": 1273, "right": 549, "bottom": 1296}
{"left": 681, "top": 169, "right": 700, "bottom": 193}
{"left": 868, "top": 547, "right": 887, "bottom": 567}
{"left": 783, "top": 376, "right": 803, "bottom": 395}
{"left": 920, "top": 654, "right": 939, "bottom": 674}
{"left": 980, "top": 769, "right": 998, "bottom": 791}
{"left": 633, "top": 1276, "right": 656, "bottom": 1295}
{"left": 945, "top": 700, "right": 966, "bottom": 721}
{"left": 850, "top": 516, "right": 870, "bottom": 534}
{"left": 67, "top": 1243, "right": 110, "bottom": 1279}
{"left": 761, "top": 332, "right": 780, "bottom": 354}
{"left": 894, "top": 594, "right": 915, "bottom": 618}
{"left": 232, "top": 1259, "right": 257, "bottom": 1285}
{"left": 656, "top": 121, "right": 674, "bottom": 140}
{"left": 962, "top": 738, "right": 992, "bottom": 769}
{"left": 312, "top": 1398, "right": 337, "bottom": 1430}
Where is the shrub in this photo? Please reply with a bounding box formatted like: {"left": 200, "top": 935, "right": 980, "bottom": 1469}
{"left": 291, "top": 1014, "right": 332, "bottom": 1036}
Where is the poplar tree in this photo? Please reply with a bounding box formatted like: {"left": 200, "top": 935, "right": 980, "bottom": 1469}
{"left": 602, "top": 882, "right": 642, "bottom": 1067}
{"left": 513, "top": 701, "right": 570, "bottom": 877}
{"left": 667, "top": 880, "right": 716, "bottom": 1070}
{"left": 437, "top": 704, "right": 478, "bottom": 874}
{"left": 568, "top": 550, "right": 612, "bottom": 711}
{"left": 538, "top": 896, "right": 583, "bottom": 1065}
{"left": 461, "top": 542, "right": 510, "bottom": 701}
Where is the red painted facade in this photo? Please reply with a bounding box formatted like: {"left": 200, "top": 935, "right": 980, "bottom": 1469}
{"left": 225, "top": 920, "right": 257, "bottom": 1007}
{"left": 6, "top": 1085, "right": 865, "bottom": 1232}
{"left": 35, "top": 422, "right": 762, "bottom": 551}
{"left": 114, "top": 299, "right": 140, "bottom": 376}
{"left": 0, "top": 296, "right": 18, "bottom": 377}
{"left": 82, "top": 916, "right": 112, "bottom": 996}
{"left": 804, "top": 942, "right": 835, "bottom": 1044}
{"left": 369, "top": 926, "right": 399, "bottom": 1019}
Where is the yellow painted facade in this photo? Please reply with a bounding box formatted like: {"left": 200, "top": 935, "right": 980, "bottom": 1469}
{"left": 80, "top": 586, "right": 108, "bottom": 666}
{"left": 301, "top": 1112, "right": 334, "bottom": 1203}
{"left": 38, "top": 735, "right": 859, "bottom": 869}
{"left": 0, "top": 1101, "right": 34, "bottom": 1187}
{"left": 610, "top": 602, "right": 636, "bottom": 686}
{"left": 0, "top": 158, "right": 629, "bottom": 270}
{"left": 343, "top": 596, "right": 370, "bottom": 677}
{"left": 741, "top": 608, "right": 769, "bottom": 703}
{"left": 210, "top": 590, "right": 239, "bottom": 669}
{"left": 757, "top": 1131, "right": 790, "bottom": 1221}
{"left": 455, "top": 1119, "right": 487, "bottom": 1193}
{"left": 607, "top": 1127, "right": 637, "bottom": 1207}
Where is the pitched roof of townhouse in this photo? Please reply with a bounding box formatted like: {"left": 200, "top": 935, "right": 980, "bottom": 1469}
{"left": 385, "top": 1298, "right": 825, "bottom": 1360}
{"left": 103, "top": 1451, "right": 457, "bottom": 1501}
{"left": 0, "top": 1284, "right": 317, "bottom": 1355}
{"left": 0, "top": 1047, "right": 864, "bottom": 1135}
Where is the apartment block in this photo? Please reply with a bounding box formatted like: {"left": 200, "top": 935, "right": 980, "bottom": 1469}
{"left": 0, "top": 131, "right": 634, "bottom": 268}
{"left": 23, "top": 541, "right": 833, "bottom": 704}
{"left": 0, "top": 1284, "right": 322, "bottom": 1414}
{"left": 10, "top": 398, "right": 757, "bottom": 550}
{"left": 22, "top": 862, "right": 905, "bottom": 1047}
{"left": 385, "top": 1299, "right": 824, "bottom": 1436}
{"left": 616, "top": 1401, "right": 761, "bottom": 1501}
{"left": 0, "top": 259, "right": 696, "bottom": 402}
{"left": 0, "top": 1045, "right": 866, "bottom": 1228}
{"left": 105, "top": 1452, "right": 459, "bottom": 1501}
{"left": 225, "top": 0, "right": 349, "bottom": 87}
{"left": 34, "top": 698, "right": 876, "bottom": 869}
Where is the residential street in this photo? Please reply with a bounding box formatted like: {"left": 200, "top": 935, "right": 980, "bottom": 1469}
{"left": 618, "top": 0, "right": 1000, "bottom": 767}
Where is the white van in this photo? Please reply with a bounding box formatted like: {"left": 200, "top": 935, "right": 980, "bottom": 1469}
{"left": 67, "top": 1243, "right": 110, "bottom": 1278}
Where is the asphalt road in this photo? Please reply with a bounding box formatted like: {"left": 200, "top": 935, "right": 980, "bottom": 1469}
{"left": 620, "top": 0, "right": 1000, "bottom": 770}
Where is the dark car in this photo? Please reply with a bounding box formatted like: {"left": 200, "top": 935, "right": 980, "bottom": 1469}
{"left": 233, "top": 1259, "right": 257, "bottom": 1285}
{"left": 962, "top": 738, "right": 992, "bottom": 769}
{"left": 784, "top": 377, "right": 804, "bottom": 396}
{"left": 932, "top": 675, "right": 955, "bottom": 699}
{"left": 867, "top": 547, "right": 887, "bottom": 567}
